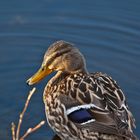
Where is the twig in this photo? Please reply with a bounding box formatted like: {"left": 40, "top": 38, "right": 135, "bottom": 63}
{"left": 11, "top": 122, "right": 16, "bottom": 140}
{"left": 16, "top": 87, "right": 36, "bottom": 140}
{"left": 11, "top": 87, "right": 45, "bottom": 140}
{"left": 20, "top": 121, "right": 45, "bottom": 140}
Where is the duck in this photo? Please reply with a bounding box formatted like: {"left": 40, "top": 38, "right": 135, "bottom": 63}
{"left": 27, "top": 40, "right": 138, "bottom": 140}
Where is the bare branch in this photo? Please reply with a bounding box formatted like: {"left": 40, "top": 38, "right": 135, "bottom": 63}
{"left": 11, "top": 87, "right": 46, "bottom": 140}
{"left": 16, "top": 87, "right": 36, "bottom": 140}
{"left": 20, "top": 121, "right": 45, "bottom": 140}
{"left": 11, "top": 122, "right": 16, "bottom": 140}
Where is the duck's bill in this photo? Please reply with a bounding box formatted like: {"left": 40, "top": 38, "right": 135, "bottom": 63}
{"left": 26, "top": 66, "right": 53, "bottom": 85}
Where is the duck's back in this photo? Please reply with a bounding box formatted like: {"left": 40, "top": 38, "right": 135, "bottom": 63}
{"left": 61, "top": 72, "right": 137, "bottom": 139}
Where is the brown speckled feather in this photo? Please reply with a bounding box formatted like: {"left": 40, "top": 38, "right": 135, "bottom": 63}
{"left": 43, "top": 72, "right": 137, "bottom": 140}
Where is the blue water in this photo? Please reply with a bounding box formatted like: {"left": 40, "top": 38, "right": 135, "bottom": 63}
{"left": 0, "top": 0, "right": 140, "bottom": 139}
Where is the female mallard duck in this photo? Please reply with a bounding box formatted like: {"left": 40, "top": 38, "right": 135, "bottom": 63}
{"left": 27, "top": 40, "right": 138, "bottom": 140}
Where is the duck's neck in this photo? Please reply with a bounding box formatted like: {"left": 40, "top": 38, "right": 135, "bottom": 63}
{"left": 48, "top": 67, "right": 88, "bottom": 87}
{"left": 48, "top": 66, "right": 88, "bottom": 86}
{"left": 48, "top": 71, "right": 69, "bottom": 87}
{"left": 70, "top": 67, "right": 89, "bottom": 75}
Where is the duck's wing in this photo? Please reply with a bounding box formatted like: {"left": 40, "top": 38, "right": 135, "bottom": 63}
{"left": 63, "top": 72, "right": 137, "bottom": 139}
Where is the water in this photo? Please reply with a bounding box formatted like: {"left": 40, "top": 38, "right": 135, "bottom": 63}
{"left": 0, "top": 0, "right": 140, "bottom": 139}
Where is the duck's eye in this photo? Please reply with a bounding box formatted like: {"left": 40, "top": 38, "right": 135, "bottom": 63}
{"left": 41, "top": 67, "right": 45, "bottom": 71}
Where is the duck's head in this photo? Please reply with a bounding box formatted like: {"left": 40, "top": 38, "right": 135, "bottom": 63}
{"left": 27, "top": 40, "right": 87, "bottom": 85}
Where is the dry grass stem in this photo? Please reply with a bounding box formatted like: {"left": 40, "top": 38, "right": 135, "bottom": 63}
{"left": 11, "top": 87, "right": 45, "bottom": 140}
{"left": 11, "top": 122, "right": 16, "bottom": 140}
{"left": 16, "top": 87, "right": 36, "bottom": 139}
{"left": 20, "top": 121, "right": 45, "bottom": 140}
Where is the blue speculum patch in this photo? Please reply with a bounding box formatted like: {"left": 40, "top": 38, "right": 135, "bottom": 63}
{"left": 68, "top": 108, "right": 93, "bottom": 123}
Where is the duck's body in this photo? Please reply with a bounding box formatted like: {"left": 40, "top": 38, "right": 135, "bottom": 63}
{"left": 27, "top": 40, "right": 138, "bottom": 140}
{"left": 43, "top": 72, "right": 136, "bottom": 140}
